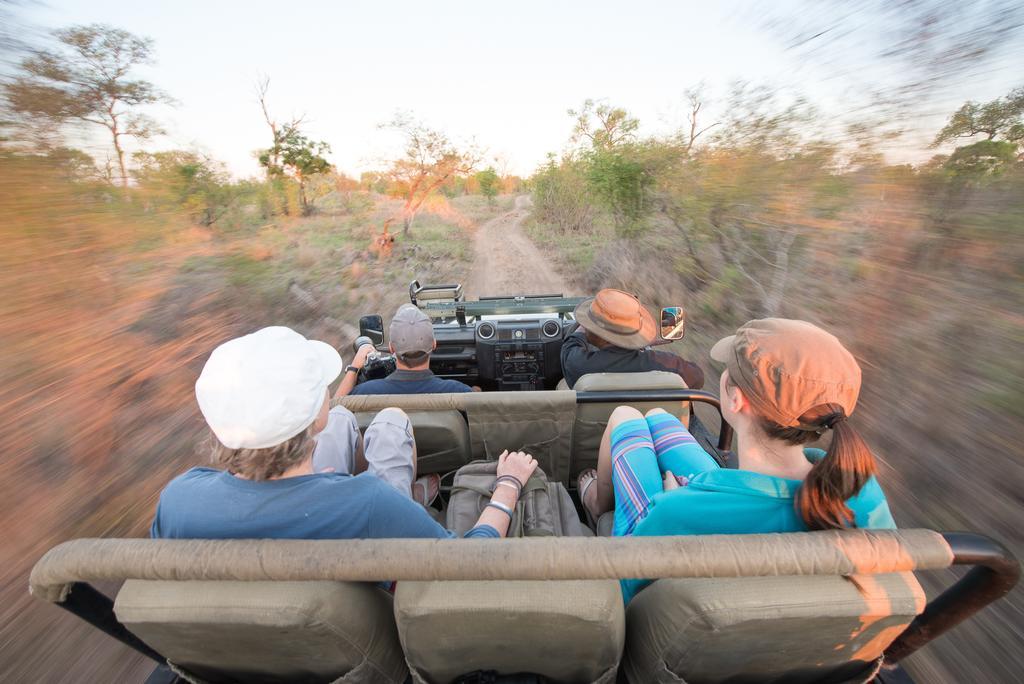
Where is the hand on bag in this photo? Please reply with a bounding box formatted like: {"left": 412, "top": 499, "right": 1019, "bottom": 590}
{"left": 496, "top": 450, "right": 538, "bottom": 487}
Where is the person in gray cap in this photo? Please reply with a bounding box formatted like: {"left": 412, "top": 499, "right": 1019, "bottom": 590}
{"left": 339, "top": 304, "right": 474, "bottom": 396}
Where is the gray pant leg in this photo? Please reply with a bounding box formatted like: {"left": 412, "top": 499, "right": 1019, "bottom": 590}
{"left": 312, "top": 407, "right": 360, "bottom": 474}
{"left": 364, "top": 408, "right": 416, "bottom": 497}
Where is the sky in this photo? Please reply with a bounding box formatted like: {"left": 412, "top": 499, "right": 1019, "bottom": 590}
{"left": 18, "top": 0, "right": 1024, "bottom": 179}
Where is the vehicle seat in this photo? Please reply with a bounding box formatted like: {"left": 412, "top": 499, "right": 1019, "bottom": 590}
{"left": 353, "top": 409, "right": 471, "bottom": 475}
{"left": 569, "top": 372, "right": 690, "bottom": 480}
{"left": 114, "top": 580, "right": 407, "bottom": 684}
{"left": 394, "top": 580, "right": 625, "bottom": 684}
{"left": 622, "top": 569, "right": 925, "bottom": 683}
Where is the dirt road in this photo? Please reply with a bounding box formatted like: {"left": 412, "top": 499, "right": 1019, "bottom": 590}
{"left": 464, "top": 196, "right": 578, "bottom": 298}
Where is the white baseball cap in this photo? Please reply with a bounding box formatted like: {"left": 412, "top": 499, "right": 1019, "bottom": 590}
{"left": 195, "top": 326, "right": 342, "bottom": 449}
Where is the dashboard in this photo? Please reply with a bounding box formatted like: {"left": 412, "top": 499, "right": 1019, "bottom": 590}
{"left": 429, "top": 317, "right": 570, "bottom": 390}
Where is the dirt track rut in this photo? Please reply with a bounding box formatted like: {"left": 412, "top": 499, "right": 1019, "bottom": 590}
{"left": 464, "top": 195, "right": 578, "bottom": 298}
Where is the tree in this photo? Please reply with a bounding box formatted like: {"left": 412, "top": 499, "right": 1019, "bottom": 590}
{"left": 681, "top": 85, "right": 719, "bottom": 154}
{"left": 132, "top": 150, "right": 233, "bottom": 226}
{"left": 585, "top": 145, "right": 658, "bottom": 236}
{"left": 476, "top": 167, "right": 499, "bottom": 204}
{"left": 383, "top": 114, "right": 479, "bottom": 235}
{"left": 943, "top": 140, "right": 1019, "bottom": 181}
{"left": 256, "top": 79, "right": 332, "bottom": 216}
{"left": 568, "top": 99, "right": 638, "bottom": 151}
{"left": 4, "top": 24, "right": 170, "bottom": 187}
{"left": 933, "top": 87, "right": 1024, "bottom": 147}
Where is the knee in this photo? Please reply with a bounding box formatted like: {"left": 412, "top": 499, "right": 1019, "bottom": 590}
{"left": 376, "top": 406, "right": 408, "bottom": 421}
{"left": 371, "top": 407, "right": 413, "bottom": 433}
{"left": 645, "top": 407, "right": 669, "bottom": 418}
{"left": 609, "top": 405, "right": 644, "bottom": 428}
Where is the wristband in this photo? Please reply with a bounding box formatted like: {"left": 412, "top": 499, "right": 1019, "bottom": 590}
{"left": 345, "top": 365, "right": 360, "bottom": 374}
{"left": 495, "top": 474, "right": 524, "bottom": 490}
{"left": 495, "top": 481, "right": 521, "bottom": 495}
{"left": 486, "top": 500, "right": 514, "bottom": 518}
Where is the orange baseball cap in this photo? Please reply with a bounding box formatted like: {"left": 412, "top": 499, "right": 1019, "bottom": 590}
{"left": 710, "top": 318, "right": 861, "bottom": 428}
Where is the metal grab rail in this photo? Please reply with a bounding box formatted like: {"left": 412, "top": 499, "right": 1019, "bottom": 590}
{"left": 884, "top": 532, "right": 1021, "bottom": 663}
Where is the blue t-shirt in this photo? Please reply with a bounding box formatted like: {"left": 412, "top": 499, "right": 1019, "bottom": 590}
{"left": 151, "top": 467, "right": 497, "bottom": 540}
{"left": 351, "top": 368, "right": 472, "bottom": 395}
{"left": 621, "top": 449, "right": 896, "bottom": 603}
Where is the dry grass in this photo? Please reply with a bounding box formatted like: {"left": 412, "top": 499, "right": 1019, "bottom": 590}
{"left": 0, "top": 156, "right": 504, "bottom": 680}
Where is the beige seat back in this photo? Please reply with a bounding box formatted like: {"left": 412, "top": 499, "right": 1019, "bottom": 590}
{"left": 354, "top": 409, "right": 471, "bottom": 475}
{"left": 570, "top": 372, "right": 690, "bottom": 480}
{"left": 114, "top": 580, "right": 407, "bottom": 684}
{"left": 395, "top": 580, "right": 625, "bottom": 684}
{"left": 342, "top": 392, "right": 577, "bottom": 482}
{"left": 623, "top": 573, "right": 925, "bottom": 684}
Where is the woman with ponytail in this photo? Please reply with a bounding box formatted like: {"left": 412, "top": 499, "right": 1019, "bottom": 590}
{"left": 578, "top": 318, "right": 895, "bottom": 603}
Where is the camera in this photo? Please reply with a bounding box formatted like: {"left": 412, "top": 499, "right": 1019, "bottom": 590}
{"left": 353, "top": 336, "right": 396, "bottom": 381}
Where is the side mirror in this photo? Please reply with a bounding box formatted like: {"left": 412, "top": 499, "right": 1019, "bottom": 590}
{"left": 358, "top": 314, "right": 385, "bottom": 347}
{"left": 660, "top": 307, "right": 685, "bottom": 341}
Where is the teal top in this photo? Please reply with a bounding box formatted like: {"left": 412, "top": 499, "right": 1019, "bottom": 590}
{"left": 621, "top": 449, "right": 896, "bottom": 603}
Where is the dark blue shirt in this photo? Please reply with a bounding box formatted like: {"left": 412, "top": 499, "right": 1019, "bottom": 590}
{"left": 151, "top": 467, "right": 497, "bottom": 540}
{"left": 351, "top": 368, "right": 472, "bottom": 395}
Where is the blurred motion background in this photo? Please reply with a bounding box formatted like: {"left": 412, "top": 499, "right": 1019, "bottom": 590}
{"left": 1, "top": 0, "right": 1022, "bottom": 681}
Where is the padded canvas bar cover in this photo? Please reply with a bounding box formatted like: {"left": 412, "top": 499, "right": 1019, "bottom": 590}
{"left": 31, "top": 530, "right": 954, "bottom": 604}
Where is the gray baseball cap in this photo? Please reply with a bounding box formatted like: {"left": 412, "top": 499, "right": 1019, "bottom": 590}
{"left": 389, "top": 304, "right": 434, "bottom": 355}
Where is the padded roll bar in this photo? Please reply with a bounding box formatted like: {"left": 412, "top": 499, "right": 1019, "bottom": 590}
{"left": 32, "top": 530, "right": 952, "bottom": 602}
{"left": 29, "top": 531, "right": 1017, "bottom": 668}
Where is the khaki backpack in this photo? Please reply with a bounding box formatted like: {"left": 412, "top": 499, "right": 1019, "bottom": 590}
{"left": 446, "top": 460, "right": 593, "bottom": 538}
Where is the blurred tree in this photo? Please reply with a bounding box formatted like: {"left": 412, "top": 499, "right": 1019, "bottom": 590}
{"left": 585, "top": 145, "right": 658, "bottom": 236}
{"left": 256, "top": 78, "right": 332, "bottom": 216}
{"left": 4, "top": 24, "right": 170, "bottom": 187}
{"left": 934, "top": 87, "right": 1024, "bottom": 147}
{"left": 132, "top": 150, "right": 232, "bottom": 226}
{"left": 383, "top": 114, "right": 479, "bottom": 235}
{"left": 681, "top": 85, "right": 719, "bottom": 154}
{"left": 943, "top": 140, "right": 1019, "bottom": 182}
{"left": 531, "top": 154, "right": 594, "bottom": 232}
{"left": 475, "top": 167, "right": 499, "bottom": 204}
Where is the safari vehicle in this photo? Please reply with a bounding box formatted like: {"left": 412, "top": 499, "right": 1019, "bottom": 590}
{"left": 29, "top": 282, "right": 1020, "bottom": 684}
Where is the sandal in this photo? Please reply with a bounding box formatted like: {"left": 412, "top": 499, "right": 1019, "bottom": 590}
{"left": 411, "top": 473, "right": 441, "bottom": 508}
{"left": 577, "top": 468, "right": 600, "bottom": 530}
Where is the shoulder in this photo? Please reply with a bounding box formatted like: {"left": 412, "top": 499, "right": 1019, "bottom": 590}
{"left": 438, "top": 378, "right": 472, "bottom": 392}
{"left": 162, "top": 467, "right": 220, "bottom": 491}
{"left": 351, "top": 379, "right": 390, "bottom": 395}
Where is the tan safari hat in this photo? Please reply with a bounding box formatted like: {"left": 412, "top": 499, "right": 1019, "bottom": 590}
{"left": 710, "top": 318, "right": 861, "bottom": 428}
{"left": 574, "top": 289, "right": 657, "bottom": 350}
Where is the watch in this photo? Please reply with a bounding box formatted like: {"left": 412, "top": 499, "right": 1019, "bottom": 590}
{"left": 345, "top": 365, "right": 360, "bottom": 374}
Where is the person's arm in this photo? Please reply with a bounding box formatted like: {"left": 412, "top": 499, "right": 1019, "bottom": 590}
{"left": 334, "top": 343, "right": 375, "bottom": 398}
{"left": 559, "top": 331, "right": 590, "bottom": 389}
{"left": 466, "top": 450, "right": 538, "bottom": 537}
{"left": 649, "top": 350, "right": 705, "bottom": 390}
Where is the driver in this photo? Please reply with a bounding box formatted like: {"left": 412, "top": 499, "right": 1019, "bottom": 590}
{"left": 337, "top": 304, "right": 474, "bottom": 396}
{"left": 560, "top": 289, "right": 704, "bottom": 390}
{"left": 151, "top": 326, "right": 537, "bottom": 541}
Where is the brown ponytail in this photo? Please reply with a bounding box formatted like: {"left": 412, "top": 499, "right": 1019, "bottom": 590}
{"left": 757, "top": 403, "right": 878, "bottom": 531}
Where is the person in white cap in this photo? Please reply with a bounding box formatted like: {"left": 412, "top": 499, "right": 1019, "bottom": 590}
{"left": 336, "top": 304, "right": 473, "bottom": 397}
{"left": 150, "top": 326, "right": 537, "bottom": 541}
